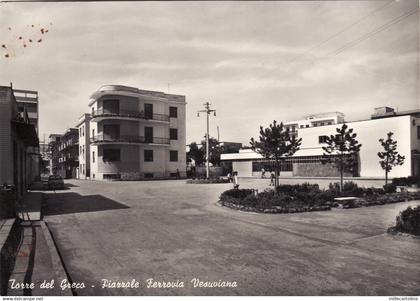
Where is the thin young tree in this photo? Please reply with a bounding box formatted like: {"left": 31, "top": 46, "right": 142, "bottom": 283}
{"left": 250, "top": 120, "right": 302, "bottom": 189}
{"left": 378, "top": 132, "right": 405, "bottom": 185}
{"left": 322, "top": 123, "right": 362, "bottom": 192}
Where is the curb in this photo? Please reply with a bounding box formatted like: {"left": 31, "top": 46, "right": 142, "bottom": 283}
{"left": 40, "top": 221, "right": 73, "bottom": 296}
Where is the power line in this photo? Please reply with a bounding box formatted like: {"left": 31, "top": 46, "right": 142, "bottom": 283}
{"left": 287, "top": 0, "right": 395, "bottom": 64}
{"left": 261, "top": 0, "right": 395, "bottom": 78}
{"left": 330, "top": 6, "right": 419, "bottom": 56}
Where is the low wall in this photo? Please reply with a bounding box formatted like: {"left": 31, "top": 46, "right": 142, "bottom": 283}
{"left": 0, "top": 219, "right": 22, "bottom": 295}
{"left": 293, "top": 162, "right": 353, "bottom": 177}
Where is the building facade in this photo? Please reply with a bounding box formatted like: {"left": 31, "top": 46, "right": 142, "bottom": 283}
{"left": 0, "top": 85, "right": 39, "bottom": 199}
{"left": 14, "top": 89, "right": 39, "bottom": 135}
{"left": 76, "top": 113, "right": 91, "bottom": 179}
{"left": 87, "top": 85, "right": 186, "bottom": 180}
{"left": 48, "top": 134, "right": 62, "bottom": 175}
{"left": 221, "top": 108, "right": 420, "bottom": 179}
{"left": 56, "top": 128, "right": 79, "bottom": 179}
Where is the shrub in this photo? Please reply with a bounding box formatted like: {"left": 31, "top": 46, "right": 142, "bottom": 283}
{"left": 392, "top": 176, "right": 420, "bottom": 187}
{"left": 187, "top": 178, "right": 230, "bottom": 184}
{"left": 221, "top": 188, "right": 254, "bottom": 199}
{"left": 276, "top": 183, "right": 320, "bottom": 195}
{"left": 393, "top": 206, "right": 420, "bottom": 236}
{"left": 383, "top": 183, "right": 396, "bottom": 193}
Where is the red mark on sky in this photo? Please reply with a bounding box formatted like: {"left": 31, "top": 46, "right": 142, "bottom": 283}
{"left": 41, "top": 28, "right": 44, "bottom": 34}
{"left": 23, "top": 44, "right": 27, "bottom": 48}
{"left": 18, "top": 36, "right": 22, "bottom": 40}
{"left": 37, "top": 39, "right": 42, "bottom": 43}
{"left": 8, "top": 27, "right": 11, "bottom": 30}
{"left": 5, "top": 54, "right": 9, "bottom": 58}
{"left": 31, "top": 25, "right": 34, "bottom": 27}
{"left": 1, "top": 44, "right": 6, "bottom": 48}
{"left": 29, "top": 39, "right": 32, "bottom": 43}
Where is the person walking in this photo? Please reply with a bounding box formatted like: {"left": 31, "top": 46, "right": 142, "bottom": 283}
{"left": 261, "top": 168, "right": 266, "bottom": 178}
{"left": 233, "top": 171, "right": 239, "bottom": 189}
{"left": 270, "top": 172, "right": 275, "bottom": 186}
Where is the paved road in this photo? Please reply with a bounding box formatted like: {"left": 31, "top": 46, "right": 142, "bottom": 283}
{"left": 43, "top": 179, "right": 420, "bottom": 296}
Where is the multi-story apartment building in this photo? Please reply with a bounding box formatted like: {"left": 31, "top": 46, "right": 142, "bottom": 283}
{"left": 14, "top": 89, "right": 39, "bottom": 136}
{"left": 0, "top": 84, "right": 39, "bottom": 199}
{"left": 87, "top": 85, "right": 186, "bottom": 180}
{"left": 284, "top": 112, "right": 345, "bottom": 139}
{"left": 48, "top": 134, "right": 62, "bottom": 175}
{"left": 221, "top": 108, "right": 420, "bottom": 178}
{"left": 57, "top": 128, "right": 79, "bottom": 179}
{"left": 76, "top": 113, "right": 91, "bottom": 179}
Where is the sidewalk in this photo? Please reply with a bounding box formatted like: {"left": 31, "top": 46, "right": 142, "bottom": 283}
{"left": 5, "top": 191, "right": 72, "bottom": 296}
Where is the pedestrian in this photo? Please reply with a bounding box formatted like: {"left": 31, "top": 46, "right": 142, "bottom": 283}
{"left": 270, "top": 172, "right": 275, "bottom": 186}
{"left": 261, "top": 168, "right": 266, "bottom": 178}
{"left": 227, "top": 172, "right": 232, "bottom": 183}
{"left": 176, "top": 168, "right": 180, "bottom": 178}
{"left": 233, "top": 171, "right": 239, "bottom": 189}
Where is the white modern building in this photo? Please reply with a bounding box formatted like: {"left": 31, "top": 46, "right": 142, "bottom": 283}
{"left": 221, "top": 108, "right": 420, "bottom": 179}
{"left": 83, "top": 85, "right": 186, "bottom": 180}
{"left": 76, "top": 113, "right": 91, "bottom": 179}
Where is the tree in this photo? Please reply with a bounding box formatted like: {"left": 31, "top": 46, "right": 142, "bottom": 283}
{"left": 322, "top": 123, "right": 362, "bottom": 192}
{"left": 250, "top": 120, "right": 302, "bottom": 189}
{"left": 200, "top": 137, "right": 222, "bottom": 166}
{"left": 378, "top": 132, "right": 405, "bottom": 185}
{"left": 187, "top": 142, "right": 205, "bottom": 166}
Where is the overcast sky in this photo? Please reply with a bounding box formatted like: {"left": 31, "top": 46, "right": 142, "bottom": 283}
{"left": 0, "top": 0, "right": 419, "bottom": 145}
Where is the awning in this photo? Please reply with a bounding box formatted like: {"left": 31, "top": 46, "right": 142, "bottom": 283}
{"left": 12, "top": 120, "right": 39, "bottom": 147}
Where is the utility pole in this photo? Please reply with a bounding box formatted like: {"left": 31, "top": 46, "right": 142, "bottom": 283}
{"left": 197, "top": 102, "right": 216, "bottom": 179}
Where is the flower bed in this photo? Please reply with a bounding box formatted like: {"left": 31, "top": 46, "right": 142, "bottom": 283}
{"left": 219, "top": 184, "right": 332, "bottom": 214}
{"left": 219, "top": 182, "right": 420, "bottom": 214}
{"left": 187, "top": 178, "right": 230, "bottom": 184}
{"left": 388, "top": 205, "right": 420, "bottom": 236}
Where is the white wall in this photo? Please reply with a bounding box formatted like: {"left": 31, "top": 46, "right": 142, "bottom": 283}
{"left": 233, "top": 161, "right": 253, "bottom": 177}
{"left": 298, "top": 116, "right": 414, "bottom": 177}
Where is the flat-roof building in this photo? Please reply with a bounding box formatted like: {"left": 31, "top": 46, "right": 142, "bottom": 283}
{"left": 86, "top": 85, "right": 186, "bottom": 180}
{"left": 221, "top": 108, "right": 420, "bottom": 179}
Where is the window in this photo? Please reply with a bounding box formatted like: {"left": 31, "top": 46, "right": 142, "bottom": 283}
{"left": 300, "top": 125, "right": 304, "bottom": 128}
{"left": 92, "top": 129, "right": 95, "bottom": 138}
{"left": 418, "top": 126, "right": 420, "bottom": 139}
{"left": 170, "top": 150, "right": 178, "bottom": 162}
{"left": 82, "top": 145, "right": 85, "bottom": 156}
{"left": 169, "top": 106, "right": 178, "bottom": 118}
{"left": 319, "top": 135, "right": 328, "bottom": 144}
{"left": 80, "top": 145, "right": 82, "bottom": 154}
{"left": 320, "top": 122, "right": 325, "bottom": 126}
{"left": 305, "top": 125, "right": 309, "bottom": 128}
{"left": 103, "top": 149, "right": 120, "bottom": 162}
{"left": 144, "top": 150, "right": 153, "bottom": 162}
{"left": 327, "top": 122, "right": 332, "bottom": 125}
{"left": 144, "top": 103, "right": 153, "bottom": 119}
{"left": 170, "top": 128, "right": 178, "bottom": 140}
{"left": 103, "top": 99, "right": 120, "bottom": 114}
{"left": 91, "top": 107, "right": 94, "bottom": 115}
{"left": 92, "top": 151, "right": 95, "bottom": 163}
{"left": 79, "top": 128, "right": 82, "bottom": 137}
{"left": 82, "top": 125, "right": 84, "bottom": 136}
{"left": 145, "top": 127, "right": 153, "bottom": 143}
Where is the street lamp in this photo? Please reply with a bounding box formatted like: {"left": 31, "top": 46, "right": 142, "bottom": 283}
{"left": 197, "top": 102, "right": 216, "bottom": 179}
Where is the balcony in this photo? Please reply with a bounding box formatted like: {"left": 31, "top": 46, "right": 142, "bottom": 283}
{"left": 90, "top": 134, "right": 169, "bottom": 145}
{"left": 91, "top": 108, "right": 169, "bottom": 122}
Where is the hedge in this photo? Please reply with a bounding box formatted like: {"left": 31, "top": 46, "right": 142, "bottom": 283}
{"left": 187, "top": 178, "right": 230, "bottom": 184}
{"left": 389, "top": 205, "right": 420, "bottom": 236}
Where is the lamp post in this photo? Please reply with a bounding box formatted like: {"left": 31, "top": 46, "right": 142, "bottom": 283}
{"left": 197, "top": 102, "right": 216, "bottom": 179}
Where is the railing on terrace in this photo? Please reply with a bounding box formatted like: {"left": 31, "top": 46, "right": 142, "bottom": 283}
{"left": 92, "top": 108, "right": 169, "bottom": 122}
{"left": 90, "top": 134, "right": 169, "bottom": 145}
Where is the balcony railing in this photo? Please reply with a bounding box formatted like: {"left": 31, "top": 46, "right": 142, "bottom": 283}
{"left": 90, "top": 134, "right": 169, "bottom": 145}
{"left": 92, "top": 108, "right": 169, "bottom": 122}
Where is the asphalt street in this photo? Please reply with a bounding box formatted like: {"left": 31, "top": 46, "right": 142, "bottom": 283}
{"left": 43, "top": 179, "right": 420, "bottom": 296}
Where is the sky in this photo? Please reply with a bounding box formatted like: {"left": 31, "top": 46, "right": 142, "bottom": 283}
{"left": 0, "top": 0, "right": 419, "bottom": 145}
